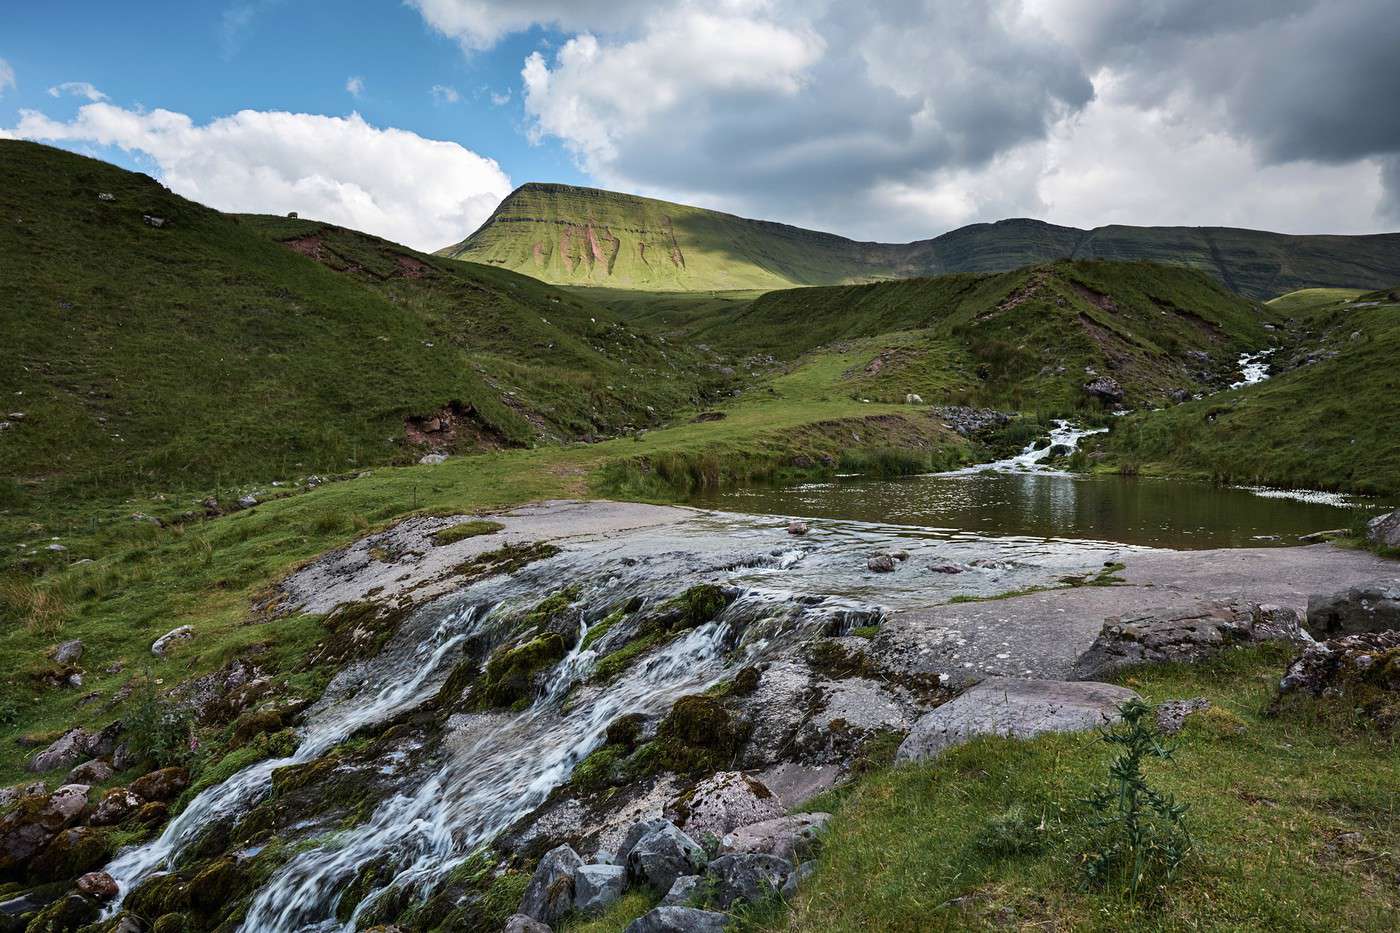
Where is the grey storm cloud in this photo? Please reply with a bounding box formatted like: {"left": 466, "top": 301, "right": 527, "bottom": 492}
{"left": 416, "top": 0, "right": 1400, "bottom": 237}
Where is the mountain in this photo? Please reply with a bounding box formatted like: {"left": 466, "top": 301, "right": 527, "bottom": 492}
{"left": 0, "top": 141, "right": 723, "bottom": 513}
{"left": 440, "top": 182, "right": 1400, "bottom": 299}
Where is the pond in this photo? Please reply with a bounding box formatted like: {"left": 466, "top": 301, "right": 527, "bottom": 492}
{"left": 688, "top": 470, "right": 1383, "bottom": 550}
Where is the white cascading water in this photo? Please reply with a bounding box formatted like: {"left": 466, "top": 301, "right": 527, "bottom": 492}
{"left": 1230, "top": 349, "right": 1274, "bottom": 388}
{"left": 940, "top": 419, "right": 1107, "bottom": 476}
{"left": 100, "top": 539, "right": 860, "bottom": 932}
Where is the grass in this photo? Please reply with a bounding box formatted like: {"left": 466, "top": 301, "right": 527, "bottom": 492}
{"left": 761, "top": 646, "right": 1398, "bottom": 932}
{"left": 1094, "top": 286, "right": 1400, "bottom": 495}
{"left": 429, "top": 520, "right": 504, "bottom": 546}
{"left": 444, "top": 182, "right": 1400, "bottom": 300}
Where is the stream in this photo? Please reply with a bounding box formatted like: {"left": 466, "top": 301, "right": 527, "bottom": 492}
{"left": 98, "top": 424, "right": 1384, "bottom": 931}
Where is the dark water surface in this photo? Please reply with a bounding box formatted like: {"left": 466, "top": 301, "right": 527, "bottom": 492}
{"left": 689, "top": 471, "right": 1384, "bottom": 550}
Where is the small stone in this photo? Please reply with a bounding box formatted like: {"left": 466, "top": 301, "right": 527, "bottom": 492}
{"left": 787, "top": 520, "right": 809, "bottom": 536}
{"left": 97, "top": 193, "right": 115, "bottom": 202}
{"left": 77, "top": 870, "right": 119, "bottom": 901}
{"left": 237, "top": 494, "right": 258, "bottom": 508}
{"left": 867, "top": 553, "right": 897, "bottom": 573}
{"left": 46, "top": 543, "right": 67, "bottom": 552}
{"left": 151, "top": 625, "right": 195, "bottom": 656}
{"left": 27, "top": 729, "right": 95, "bottom": 773}
{"left": 142, "top": 214, "right": 166, "bottom": 228}
{"left": 927, "top": 561, "right": 968, "bottom": 574}
{"left": 661, "top": 874, "right": 702, "bottom": 906}
{"left": 418, "top": 453, "right": 449, "bottom": 465}
{"left": 503, "top": 914, "right": 552, "bottom": 933}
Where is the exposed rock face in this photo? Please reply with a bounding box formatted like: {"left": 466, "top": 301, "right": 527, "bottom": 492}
{"left": 1084, "top": 375, "right": 1125, "bottom": 403}
{"left": 625, "top": 906, "right": 729, "bottom": 933}
{"left": 573, "top": 863, "right": 626, "bottom": 913}
{"left": 1306, "top": 583, "right": 1400, "bottom": 637}
{"left": 933, "top": 406, "right": 1012, "bottom": 437}
{"left": 625, "top": 823, "right": 706, "bottom": 894}
{"left": 897, "top": 678, "right": 1139, "bottom": 762}
{"left": 151, "top": 624, "right": 195, "bottom": 656}
{"left": 664, "top": 772, "right": 782, "bottom": 841}
{"left": 1367, "top": 509, "right": 1400, "bottom": 549}
{"left": 1072, "top": 602, "right": 1307, "bottom": 680}
{"left": 705, "top": 852, "right": 793, "bottom": 908}
{"left": 518, "top": 843, "right": 583, "bottom": 923}
{"left": 719, "top": 812, "right": 831, "bottom": 862}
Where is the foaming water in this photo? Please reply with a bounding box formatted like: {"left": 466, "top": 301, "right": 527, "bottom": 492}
{"left": 937, "top": 419, "right": 1107, "bottom": 476}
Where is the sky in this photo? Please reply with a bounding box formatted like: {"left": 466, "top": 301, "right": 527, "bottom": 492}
{"left": 3, "top": 0, "right": 1399, "bottom": 251}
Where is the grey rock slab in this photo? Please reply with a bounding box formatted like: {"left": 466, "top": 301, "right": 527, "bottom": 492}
{"left": 897, "top": 678, "right": 1139, "bottom": 762}
{"left": 665, "top": 771, "right": 783, "bottom": 841}
{"left": 625, "top": 906, "right": 730, "bottom": 933}
{"left": 751, "top": 762, "right": 841, "bottom": 809}
{"left": 720, "top": 812, "right": 831, "bottom": 862}
{"left": 661, "top": 874, "right": 702, "bottom": 907}
{"left": 518, "top": 843, "right": 583, "bottom": 923}
{"left": 151, "top": 624, "right": 194, "bottom": 656}
{"left": 504, "top": 914, "right": 552, "bottom": 933}
{"left": 1367, "top": 509, "right": 1400, "bottom": 548}
{"left": 574, "top": 863, "right": 626, "bottom": 913}
{"left": 48, "top": 640, "right": 84, "bottom": 665}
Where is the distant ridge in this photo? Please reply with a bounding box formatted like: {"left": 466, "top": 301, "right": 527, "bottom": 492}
{"left": 440, "top": 182, "right": 1400, "bottom": 299}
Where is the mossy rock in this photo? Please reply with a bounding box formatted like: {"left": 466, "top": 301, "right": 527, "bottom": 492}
{"left": 151, "top": 913, "right": 193, "bottom": 933}
{"left": 21, "top": 893, "right": 99, "bottom": 933}
{"left": 804, "top": 639, "right": 874, "bottom": 679}
{"left": 228, "top": 709, "right": 284, "bottom": 748}
{"left": 27, "top": 827, "right": 113, "bottom": 883}
{"left": 570, "top": 745, "right": 628, "bottom": 793}
{"left": 675, "top": 584, "right": 730, "bottom": 629}
{"left": 126, "top": 872, "right": 192, "bottom": 919}
{"left": 473, "top": 634, "right": 567, "bottom": 709}
{"left": 605, "top": 713, "right": 647, "bottom": 749}
{"left": 189, "top": 858, "right": 249, "bottom": 916}
{"left": 654, "top": 694, "right": 746, "bottom": 775}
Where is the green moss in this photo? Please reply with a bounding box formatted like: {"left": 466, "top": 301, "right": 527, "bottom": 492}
{"left": 126, "top": 872, "right": 193, "bottom": 919}
{"left": 430, "top": 520, "right": 504, "bottom": 546}
{"left": 675, "top": 583, "right": 729, "bottom": 628}
{"left": 581, "top": 608, "right": 627, "bottom": 652}
{"left": 653, "top": 694, "right": 745, "bottom": 775}
{"left": 474, "top": 634, "right": 567, "bottom": 709}
{"left": 804, "top": 639, "right": 874, "bottom": 679}
{"left": 452, "top": 542, "right": 561, "bottom": 584}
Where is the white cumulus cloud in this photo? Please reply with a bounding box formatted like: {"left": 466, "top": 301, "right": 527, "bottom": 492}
{"left": 1, "top": 104, "right": 513, "bottom": 251}
{"left": 345, "top": 76, "right": 365, "bottom": 98}
{"left": 48, "top": 81, "right": 108, "bottom": 102}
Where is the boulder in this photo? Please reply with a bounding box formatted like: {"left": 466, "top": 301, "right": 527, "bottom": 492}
{"left": 27, "top": 729, "right": 97, "bottom": 774}
{"left": 151, "top": 625, "right": 195, "bottom": 656}
{"left": 896, "top": 678, "right": 1139, "bottom": 762}
{"left": 1084, "top": 376, "right": 1124, "bottom": 403}
{"left": 616, "top": 818, "right": 671, "bottom": 864}
{"left": 237, "top": 494, "right": 258, "bottom": 508}
{"left": 29, "top": 825, "right": 113, "bottom": 881}
{"left": 517, "top": 843, "right": 583, "bottom": 923}
{"left": 1306, "top": 584, "right": 1400, "bottom": 637}
{"left": 42, "top": 785, "right": 91, "bottom": 827}
{"left": 664, "top": 772, "right": 783, "bottom": 842}
{"left": 625, "top": 823, "right": 706, "bottom": 894}
{"left": 719, "top": 812, "right": 831, "bottom": 862}
{"left": 48, "top": 640, "right": 84, "bottom": 665}
{"left": 781, "top": 859, "right": 817, "bottom": 899}
{"left": 624, "top": 906, "right": 729, "bottom": 933}
{"left": 418, "top": 453, "right": 449, "bottom": 465}
{"left": 66, "top": 759, "right": 113, "bottom": 785}
{"left": 1278, "top": 631, "right": 1400, "bottom": 702}
{"left": 129, "top": 767, "right": 189, "bottom": 802}
{"left": 1073, "top": 602, "right": 1307, "bottom": 680}
{"left": 0, "top": 782, "right": 46, "bottom": 811}
{"left": 787, "top": 520, "right": 809, "bottom": 537}
{"left": 78, "top": 870, "right": 119, "bottom": 901}
{"left": 503, "top": 914, "right": 552, "bottom": 933}
{"left": 1367, "top": 510, "right": 1400, "bottom": 549}
{"left": 927, "top": 561, "right": 969, "bottom": 574}
{"left": 705, "top": 852, "right": 793, "bottom": 908}
{"left": 573, "top": 863, "right": 626, "bottom": 913}
{"left": 661, "top": 874, "right": 702, "bottom": 906}
{"left": 89, "top": 788, "right": 143, "bottom": 826}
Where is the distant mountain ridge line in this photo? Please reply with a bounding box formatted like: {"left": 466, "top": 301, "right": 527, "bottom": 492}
{"left": 440, "top": 182, "right": 1400, "bottom": 299}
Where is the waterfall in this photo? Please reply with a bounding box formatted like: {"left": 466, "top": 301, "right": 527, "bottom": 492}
{"left": 939, "top": 419, "right": 1107, "bottom": 476}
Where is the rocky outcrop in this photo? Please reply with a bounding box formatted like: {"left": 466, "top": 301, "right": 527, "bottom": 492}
{"left": 1366, "top": 509, "right": 1400, "bottom": 549}
{"left": 573, "top": 863, "right": 626, "bottom": 913}
{"left": 897, "top": 678, "right": 1139, "bottom": 762}
{"left": 1072, "top": 601, "right": 1306, "bottom": 680}
{"left": 1305, "top": 583, "right": 1400, "bottom": 637}
{"left": 518, "top": 843, "right": 584, "bottom": 923}
{"left": 1083, "top": 375, "right": 1125, "bottom": 403}
{"left": 151, "top": 624, "right": 194, "bottom": 656}
{"left": 1278, "top": 631, "right": 1400, "bottom": 703}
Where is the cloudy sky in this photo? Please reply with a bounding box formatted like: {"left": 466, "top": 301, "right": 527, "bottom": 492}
{"left": 3, "top": 0, "right": 1398, "bottom": 249}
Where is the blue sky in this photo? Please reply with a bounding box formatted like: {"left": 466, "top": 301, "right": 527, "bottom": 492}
{"left": 3, "top": 1, "right": 1397, "bottom": 248}
{"left": 1, "top": 1, "right": 583, "bottom": 187}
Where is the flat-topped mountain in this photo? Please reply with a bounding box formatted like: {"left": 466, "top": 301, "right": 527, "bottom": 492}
{"left": 440, "top": 182, "right": 1400, "bottom": 299}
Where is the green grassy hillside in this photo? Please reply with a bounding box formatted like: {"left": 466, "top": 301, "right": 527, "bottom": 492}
{"left": 688, "top": 261, "right": 1276, "bottom": 412}
{"left": 1092, "top": 286, "right": 1400, "bottom": 495}
{"left": 441, "top": 183, "right": 1400, "bottom": 299}
{"left": 0, "top": 142, "right": 724, "bottom": 518}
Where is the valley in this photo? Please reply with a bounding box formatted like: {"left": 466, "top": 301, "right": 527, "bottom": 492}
{"left": 1, "top": 140, "right": 1397, "bottom": 933}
